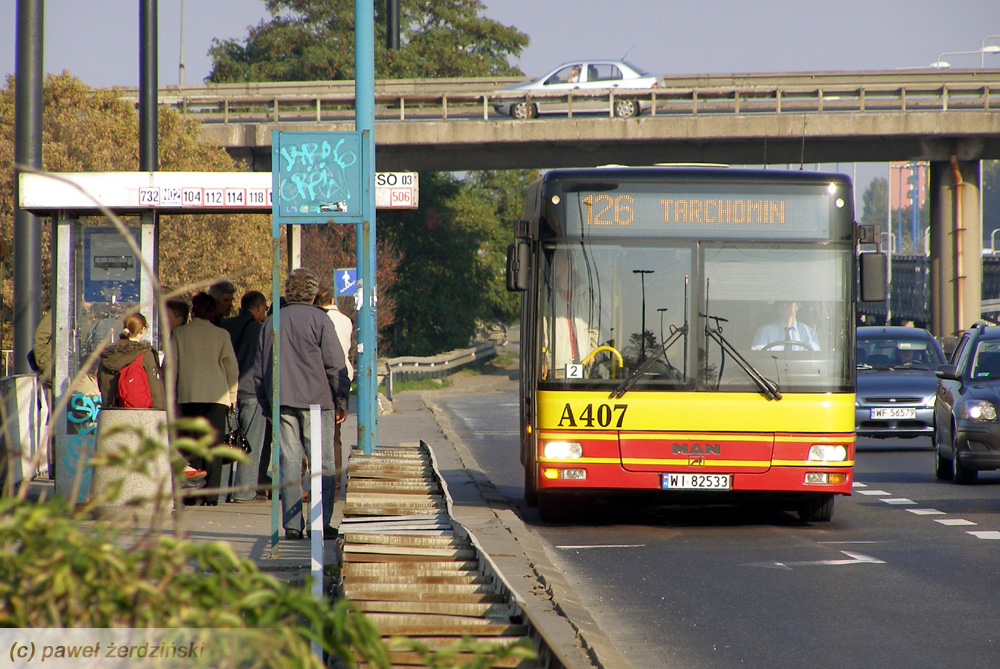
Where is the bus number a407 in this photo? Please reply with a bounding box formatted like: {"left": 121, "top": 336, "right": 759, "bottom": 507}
{"left": 558, "top": 403, "right": 628, "bottom": 428}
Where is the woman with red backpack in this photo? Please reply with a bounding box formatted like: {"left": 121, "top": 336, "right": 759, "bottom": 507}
{"left": 96, "top": 311, "right": 207, "bottom": 486}
{"left": 96, "top": 312, "right": 165, "bottom": 410}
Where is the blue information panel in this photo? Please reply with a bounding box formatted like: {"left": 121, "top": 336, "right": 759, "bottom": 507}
{"left": 334, "top": 268, "right": 358, "bottom": 297}
{"left": 272, "top": 131, "right": 365, "bottom": 225}
{"left": 83, "top": 228, "right": 140, "bottom": 303}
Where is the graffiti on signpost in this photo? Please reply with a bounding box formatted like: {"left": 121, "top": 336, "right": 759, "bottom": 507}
{"left": 276, "top": 134, "right": 361, "bottom": 218}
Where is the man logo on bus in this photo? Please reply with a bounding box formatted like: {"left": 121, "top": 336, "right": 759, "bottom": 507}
{"left": 672, "top": 443, "right": 721, "bottom": 455}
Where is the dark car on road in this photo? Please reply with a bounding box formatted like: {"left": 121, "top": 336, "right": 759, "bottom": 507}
{"left": 856, "top": 326, "right": 946, "bottom": 439}
{"left": 934, "top": 322, "right": 1000, "bottom": 483}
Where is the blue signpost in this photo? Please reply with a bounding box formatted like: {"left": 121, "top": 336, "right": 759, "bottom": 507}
{"left": 272, "top": 132, "right": 365, "bottom": 224}
{"left": 355, "top": 0, "right": 378, "bottom": 457}
{"left": 267, "top": 0, "right": 378, "bottom": 557}
{"left": 270, "top": 130, "right": 367, "bottom": 554}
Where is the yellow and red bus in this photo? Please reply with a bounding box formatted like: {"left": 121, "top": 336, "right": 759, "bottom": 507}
{"left": 506, "top": 167, "right": 885, "bottom": 522}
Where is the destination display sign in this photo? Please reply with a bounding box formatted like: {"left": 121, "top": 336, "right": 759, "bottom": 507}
{"left": 554, "top": 182, "right": 843, "bottom": 240}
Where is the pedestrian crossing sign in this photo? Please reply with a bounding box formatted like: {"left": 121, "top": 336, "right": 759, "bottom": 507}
{"left": 335, "top": 268, "right": 358, "bottom": 297}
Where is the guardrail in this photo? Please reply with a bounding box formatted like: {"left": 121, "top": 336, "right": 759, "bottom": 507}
{"left": 380, "top": 342, "right": 498, "bottom": 401}
{"left": 117, "top": 70, "right": 1000, "bottom": 125}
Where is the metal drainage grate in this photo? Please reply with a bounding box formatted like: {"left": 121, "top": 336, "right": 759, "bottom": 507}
{"left": 338, "top": 442, "right": 549, "bottom": 667}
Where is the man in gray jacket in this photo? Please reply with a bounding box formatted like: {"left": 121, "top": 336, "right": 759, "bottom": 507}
{"left": 254, "top": 269, "right": 350, "bottom": 540}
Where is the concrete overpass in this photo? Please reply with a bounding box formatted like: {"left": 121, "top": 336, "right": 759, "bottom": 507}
{"left": 125, "top": 69, "right": 1000, "bottom": 172}
{"left": 130, "top": 69, "right": 1000, "bottom": 336}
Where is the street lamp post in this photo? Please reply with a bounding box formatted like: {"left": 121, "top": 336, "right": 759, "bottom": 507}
{"left": 882, "top": 232, "right": 896, "bottom": 324}
{"left": 983, "top": 35, "right": 1000, "bottom": 66}
{"left": 932, "top": 46, "right": 1000, "bottom": 68}
{"left": 178, "top": 0, "right": 185, "bottom": 85}
{"left": 633, "top": 269, "right": 654, "bottom": 361}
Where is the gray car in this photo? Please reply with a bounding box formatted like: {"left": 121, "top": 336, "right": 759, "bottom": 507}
{"left": 492, "top": 60, "right": 661, "bottom": 119}
{"left": 855, "top": 326, "right": 946, "bottom": 439}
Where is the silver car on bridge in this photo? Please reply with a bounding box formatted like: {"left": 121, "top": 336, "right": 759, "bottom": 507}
{"left": 492, "top": 60, "right": 661, "bottom": 119}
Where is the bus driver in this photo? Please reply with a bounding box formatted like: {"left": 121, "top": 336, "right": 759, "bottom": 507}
{"left": 540, "top": 251, "right": 594, "bottom": 379}
{"left": 751, "top": 301, "right": 820, "bottom": 351}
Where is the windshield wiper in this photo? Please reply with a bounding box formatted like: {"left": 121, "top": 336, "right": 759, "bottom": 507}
{"left": 611, "top": 276, "right": 689, "bottom": 399}
{"left": 611, "top": 324, "right": 687, "bottom": 399}
{"left": 703, "top": 313, "right": 782, "bottom": 401}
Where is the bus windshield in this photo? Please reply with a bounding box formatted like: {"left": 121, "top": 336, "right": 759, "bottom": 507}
{"left": 703, "top": 245, "right": 851, "bottom": 393}
{"left": 538, "top": 242, "right": 851, "bottom": 393}
{"left": 539, "top": 243, "right": 693, "bottom": 387}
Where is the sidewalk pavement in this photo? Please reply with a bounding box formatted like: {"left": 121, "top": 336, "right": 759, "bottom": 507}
{"left": 161, "top": 372, "right": 500, "bottom": 576}
{"left": 24, "top": 367, "right": 521, "bottom": 578}
{"left": 23, "top": 363, "right": 620, "bottom": 667}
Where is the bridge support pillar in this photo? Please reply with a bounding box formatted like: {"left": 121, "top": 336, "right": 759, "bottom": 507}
{"left": 929, "top": 158, "right": 981, "bottom": 340}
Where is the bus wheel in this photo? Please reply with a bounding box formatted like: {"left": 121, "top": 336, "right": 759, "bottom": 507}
{"left": 797, "top": 494, "right": 834, "bottom": 522}
{"left": 523, "top": 455, "right": 539, "bottom": 507}
{"left": 538, "top": 492, "right": 576, "bottom": 523}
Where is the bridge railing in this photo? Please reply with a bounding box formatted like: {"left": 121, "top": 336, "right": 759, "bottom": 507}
{"left": 118, "top": 70, "right": 1000, "bottom": 125}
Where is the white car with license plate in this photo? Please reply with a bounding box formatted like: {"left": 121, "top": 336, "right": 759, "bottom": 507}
{"left": 492, "top": 60, "right": 662, "bottom": 119}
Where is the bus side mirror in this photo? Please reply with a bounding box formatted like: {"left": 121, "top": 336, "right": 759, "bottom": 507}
{"left": 859, "top": 252, "right": 887, "bottom": 302}
{"left": 506, "top": 241, "right": 530, "bottom": 292}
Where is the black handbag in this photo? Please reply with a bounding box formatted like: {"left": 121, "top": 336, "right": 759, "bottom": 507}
{"left": 222, "top": 408, "right": 250, "bottom": 456}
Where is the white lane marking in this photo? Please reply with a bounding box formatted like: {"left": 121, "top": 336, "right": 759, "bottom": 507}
{"left": 857, "top": 481, "right": 1000, "bottom": 536}
{"left": 935, "top": 518, "right": 977, "bottom": 526}
{"left": 852, "top": 482, "right": 868, "bottom": 488}
{"left": 747, "top": 551, "right": 885, "bottom": 569}
{"left": 556, "top": 544, "right": 646, "bottom": 550}
{"left": 968, "top": 531, "right": 1000, "bottom": 540}
{"left": 817, "top": 540, "right": 887, "bottom": 544}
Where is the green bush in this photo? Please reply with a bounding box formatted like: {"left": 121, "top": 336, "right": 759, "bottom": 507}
{"left": 0, "top": 495, "right": 389, "bottom": 668}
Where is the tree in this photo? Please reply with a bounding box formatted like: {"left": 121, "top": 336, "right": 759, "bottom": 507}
{"left": 860, "top": 176, "right": 888, "bottom": 231}
{"left": 299, "top": 223, "right": 402, "bottom": 349}
{"left": 0, "top": 73, "right": 273, "bottom": 349}
{"left": 207, "top": 0, "right": 529, "bottom": 83}
{"left": 376, "top": 170, "right": 535, "bottom": 356}
{"left": 455, "top": 169, "right": 537, "bottom": 326}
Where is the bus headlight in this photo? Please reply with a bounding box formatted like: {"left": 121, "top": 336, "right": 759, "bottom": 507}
{"left": 543, "top": 441, "right": 583, "bottom": 459}
{"left": 808, "top": 445, "right": 848, "bottom": 462}
{"left": 959, "top": 400, "right": 998, "bottom": 422}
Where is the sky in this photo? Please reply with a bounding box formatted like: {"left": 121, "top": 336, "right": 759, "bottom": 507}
{"left": 3, "top": 0, "right": 1000, "bottom": 190}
